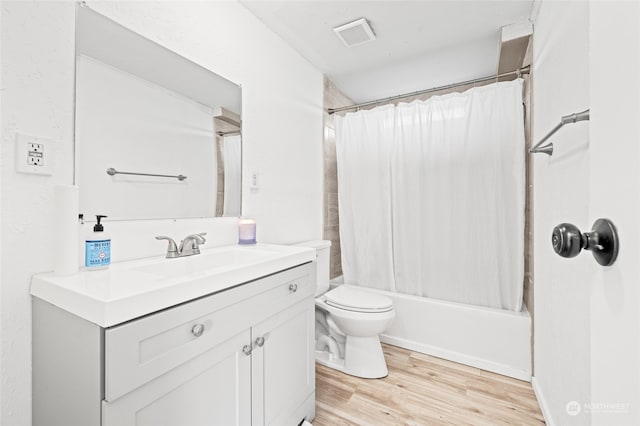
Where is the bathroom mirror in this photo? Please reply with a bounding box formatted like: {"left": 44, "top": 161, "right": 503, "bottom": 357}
{"left": 74, "top": 5, "right": 242, "bottom": 220}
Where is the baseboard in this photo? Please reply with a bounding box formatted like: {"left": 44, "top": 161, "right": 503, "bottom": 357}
{"left": 531, "top": 376, "right": 555, "bottom": 426}
{"left": 380, "top": 334, "right": 532, "bottom": 382}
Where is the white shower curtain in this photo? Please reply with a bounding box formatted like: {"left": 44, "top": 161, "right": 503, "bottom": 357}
{"left": 336, "top": 80, "right": 525, "bottom": 311}
{"left": 336, "top": 105, "right": 396, "bottom": 292}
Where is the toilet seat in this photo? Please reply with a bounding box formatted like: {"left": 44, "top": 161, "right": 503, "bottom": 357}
{"left": 324, "top": 286, "right": 393, "bottom": 313}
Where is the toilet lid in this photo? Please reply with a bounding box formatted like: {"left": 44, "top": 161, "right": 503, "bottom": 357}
{"left": 324, "top": 286, "right": 393, "bottom": 313}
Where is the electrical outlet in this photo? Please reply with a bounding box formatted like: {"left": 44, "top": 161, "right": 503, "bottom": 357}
{"left": 16, "top": 133, "right": 54, "bottom": 175}
{"left": 27, "top": 155, "right": 43, "bottom": 166}
{"left": 27, "top": 143, "right": 44, "bottom": 166}
{"left": 29, "top": 142, "right": 43, "bottom": 153}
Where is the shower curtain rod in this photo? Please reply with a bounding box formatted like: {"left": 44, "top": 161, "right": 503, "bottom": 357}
{"left": 217, "top": 130, "right": 241, "bottom": 137}
{"left": 327, "top": 65, "right": 531, "bottom": 115}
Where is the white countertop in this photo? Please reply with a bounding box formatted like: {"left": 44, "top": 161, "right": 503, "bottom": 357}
{"left": 31, "top": 243, "right": 315, "bottom": 327}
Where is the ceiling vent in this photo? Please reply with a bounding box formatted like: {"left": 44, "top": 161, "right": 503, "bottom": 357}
{"left": 333, "top": 18, "right": 376, "bottom": 48}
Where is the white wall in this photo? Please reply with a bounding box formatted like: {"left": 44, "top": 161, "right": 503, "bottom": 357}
{"left": 589, "top": 2, "right": 640, "bottom": 425}
{"left": 0, "top": 2, "right": 4, "bottom": 422}
{"left": 531, "top": 1, "right": 591, "bottom": 425}
{"left": 0, "top": 1, "right": 323, "bottom": 424}
{"left": 1, "top": 3, "right": 76, "bottom": 424}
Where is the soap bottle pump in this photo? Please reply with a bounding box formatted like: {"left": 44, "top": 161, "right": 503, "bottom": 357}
{"left": 85, "top": 215, "right": 111, "bottom": 270}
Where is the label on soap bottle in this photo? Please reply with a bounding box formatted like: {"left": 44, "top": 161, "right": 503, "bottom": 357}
{"left": 85, "top": 239, "right": 111, "bottom": 268}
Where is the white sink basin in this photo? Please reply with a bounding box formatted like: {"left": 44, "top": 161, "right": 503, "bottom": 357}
{"left": 30, "top": 243, "right": 315, "bottom": 327}
{"left": 135, "top": 246, "right": 280, "bottom": 278}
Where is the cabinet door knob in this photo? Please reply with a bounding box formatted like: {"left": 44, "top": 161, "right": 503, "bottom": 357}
{"left": 255, "top": 336, "right": 265, "bottom": 347}
{"left": 289, "top": 283, "right": 298, "bottom": 293}
{"left": 242, "top": 344, "right": 253, "bottom": 356}
{"left": 191, "top": 323, "right": 205, "bottom": 338}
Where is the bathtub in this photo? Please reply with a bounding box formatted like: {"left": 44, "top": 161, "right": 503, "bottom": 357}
{"left": 330, "top": 277, "right": 532, "bottom": 381}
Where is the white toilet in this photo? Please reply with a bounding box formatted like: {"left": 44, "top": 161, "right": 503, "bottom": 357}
{"left": 297, "top": 240, "right": 395, "bottom": 379}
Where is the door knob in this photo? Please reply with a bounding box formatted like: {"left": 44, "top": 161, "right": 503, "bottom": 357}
{"left": 552, "top": 218, "right": 619, "bottom": 266}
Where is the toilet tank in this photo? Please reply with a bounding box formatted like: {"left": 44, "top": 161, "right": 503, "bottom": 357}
{"left": 294, "top": 240, "right": 331, "bottom": 296}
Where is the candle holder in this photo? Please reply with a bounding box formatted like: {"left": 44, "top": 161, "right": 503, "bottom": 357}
{"left": 238, "top": 218, "right": 257, "bottom": 245}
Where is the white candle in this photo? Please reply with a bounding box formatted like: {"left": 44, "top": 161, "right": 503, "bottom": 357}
{"left": 238, "top": 218, "right": 257, "bottom": 244}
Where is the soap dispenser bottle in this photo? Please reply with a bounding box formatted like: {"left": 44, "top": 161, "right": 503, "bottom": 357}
{"left": 85, "top": 215, "right": 111, "bottom": 270}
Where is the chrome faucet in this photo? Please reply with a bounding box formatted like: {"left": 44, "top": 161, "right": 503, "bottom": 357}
{"left": 155, "top": 236, "right": 179, "bottom": 258}
{"left": 155, "top": 232, "right": 207, "bottom": 258}
{"left": 179, "top": 233, "right": 207, "bottom": 257}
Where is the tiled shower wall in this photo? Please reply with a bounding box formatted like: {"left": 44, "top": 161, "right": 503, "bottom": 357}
{"left": 216, "top": 135, "right": 225, "bottom": 217}
{"left": 322, "top": 72, "right": 533, "bottom": 315}
{"left": 322, "top": 77, "right": 351, "bottom": 279}
{"left": 523, "top": 42, "right": 534, "bottom": 320}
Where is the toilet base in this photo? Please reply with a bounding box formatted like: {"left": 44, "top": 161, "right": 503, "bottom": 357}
{"left": 344, "top": 335, "right": 389, "bottom": 378}
{"left": 315, "top": 335, "right": 388, "bottom": 379}
{"left": 315, "top": 349, "right": 345, "bottom": 372}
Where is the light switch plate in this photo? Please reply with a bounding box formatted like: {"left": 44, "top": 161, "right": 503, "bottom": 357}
{"left": 249, "top": 169, "right": 259, "bottom": 191}
{"left": 15, "top": 133, "right": 54, "bottom": 175}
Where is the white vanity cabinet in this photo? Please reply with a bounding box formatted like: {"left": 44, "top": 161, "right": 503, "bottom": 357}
{"left": 32, "top": 262, "right": 315, "bottom": 426}
{"left": 251, "top": 296, "right": 315, "bottom": 425}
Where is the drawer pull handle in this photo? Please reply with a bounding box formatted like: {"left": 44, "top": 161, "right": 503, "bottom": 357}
{"left": 191, "top": 323, "right": 205, "bottom": 338}
{"left": 242, "top": 344, "right": 253, "bottom": 356}
{"left": 255, "top": 336, "right": 265, "bottom": 348}
{"left": 289, "top": 283, "right": 298, "bottom": 293}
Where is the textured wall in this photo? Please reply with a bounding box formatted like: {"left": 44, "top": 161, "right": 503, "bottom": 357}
{"left": 1, "top": 4, "right": 76, "bottom": 424}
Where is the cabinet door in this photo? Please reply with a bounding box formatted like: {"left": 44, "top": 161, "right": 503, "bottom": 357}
{"left": 251, "top": 298, "right": 315, "bottom": 426}
{"left": 103, "top": 329, "right": 251, "bottom": 426}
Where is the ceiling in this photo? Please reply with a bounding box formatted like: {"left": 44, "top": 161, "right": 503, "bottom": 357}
{"left": 241, "top": 1, "right": 534, "bottom": 103}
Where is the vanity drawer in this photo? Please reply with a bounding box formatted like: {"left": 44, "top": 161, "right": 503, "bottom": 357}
{"left": 104, "top": 263, "right": 314, "bottom": 402}
{"left": 250, "top": 268, "right": 314, "bottom": 316}
{"left": 105, "top": 296, "right": 248, "bottom": 402}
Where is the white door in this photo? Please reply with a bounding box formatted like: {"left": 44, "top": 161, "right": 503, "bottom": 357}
{"left": 103, "top": 329, "right": 252, "bottom": 426}
{"left": 251, "top": 299, "right": 315, "bottom": 426}
{"left": 589, "top": 3, "right": 640, "bottom": 425}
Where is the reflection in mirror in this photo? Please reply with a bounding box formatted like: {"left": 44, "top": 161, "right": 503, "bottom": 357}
{"left": 75, "top": 5, "right": 242, "bottom": 220}
{"left": 214, "top": 108, "right": 242, "bottom": 217}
